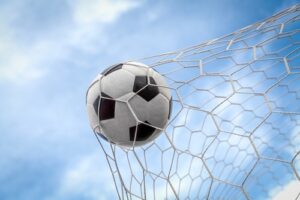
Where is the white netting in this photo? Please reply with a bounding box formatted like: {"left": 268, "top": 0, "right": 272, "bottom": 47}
{"left": 94, "top": 4, "right": 300, "bottom": 200}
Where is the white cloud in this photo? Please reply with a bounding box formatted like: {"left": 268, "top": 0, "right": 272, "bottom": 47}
{"left": 50, "top": 152, "right": 116, "bottom": 200}
{"left": 0, "top": 35, "right": 49, "bottom": 83}
{"left": 0, "top": 0, "right": 141, "bottom": 83}
{"left": 272, "top": 180, "right": 300, "bottom": 200}
{"left": 67, "top": 0, "right": 141, "bottom": 52}
{"left": 72, "top": 0, "right": 139, "bottom": 25}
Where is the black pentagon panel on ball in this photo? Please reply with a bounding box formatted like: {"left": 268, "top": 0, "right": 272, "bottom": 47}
{"left": 129, "top": 121, "right": 156, "bottom": 141}
{"left": 133, "top": 76, "right": 159, "bottom": 101}
{"left": 95, "top": 92, "right": 115, "bottom": 120}
{"left": 101, "top": 64, "right": 123, "bottom": 76}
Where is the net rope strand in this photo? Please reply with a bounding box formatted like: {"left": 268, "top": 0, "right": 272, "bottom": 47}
{"left": 94, "top": 4, "right": 300, "bottom": 200}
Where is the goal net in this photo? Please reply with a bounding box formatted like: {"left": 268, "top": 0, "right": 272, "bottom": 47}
{"left": 94, "top": 4, "right": 300, "bottom": 199}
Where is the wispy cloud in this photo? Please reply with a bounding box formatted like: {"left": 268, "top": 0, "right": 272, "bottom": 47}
{"left": 49, "top": 152, "right": 115, "bottom": 200}
{"left": 72, "top": 0, "right": 139, "bottom": 24}
{"left": 0, "top": 0, "right": 141, "bottom": 83}
{"left": 0, "top": 19, "right": 46, "bottom": 82}
{"left": 273, "top": 180, "right": 300, "bottom": 200}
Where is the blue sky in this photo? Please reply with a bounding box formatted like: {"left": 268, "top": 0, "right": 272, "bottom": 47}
{"left": 0, "top": 0, "right": 299, "bottom": 199}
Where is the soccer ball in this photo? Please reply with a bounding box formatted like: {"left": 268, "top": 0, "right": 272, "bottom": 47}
{"left": 86, "top": 62, "right": 172, "bottom": 147}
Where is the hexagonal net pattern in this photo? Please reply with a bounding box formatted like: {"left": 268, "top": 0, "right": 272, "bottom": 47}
{"left": 94, "top": 4, "right": 300, "bottom": 200}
